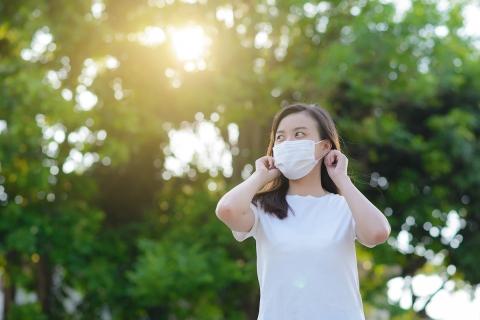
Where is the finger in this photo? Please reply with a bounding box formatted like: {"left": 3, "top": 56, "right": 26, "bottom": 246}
{"left": 329, "top": 151, "right": 336, "bottom": 162}
{"left": 324, "top": 154, "right": 330, "bottom": 165}
{"left": 263, "top": 158, "right": 269, "bottom": 169}
{"left": 327, "top": 153, "right": 333, "bottom": 165}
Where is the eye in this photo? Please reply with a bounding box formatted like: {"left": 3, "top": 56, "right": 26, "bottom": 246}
{"left": 296, "top": 131, "right": 305, "bottom": 137}
{"left": 276, "top": 134, "right": 284, "bottom": 140}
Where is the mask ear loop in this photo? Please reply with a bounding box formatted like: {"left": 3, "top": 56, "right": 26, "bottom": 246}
{"left": 313, "top": 139, "right": 327, "bottom": 161}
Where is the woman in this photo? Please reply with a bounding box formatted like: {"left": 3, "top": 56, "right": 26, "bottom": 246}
{"left": 216, "top": 103, "right": 391, "bottom": 320}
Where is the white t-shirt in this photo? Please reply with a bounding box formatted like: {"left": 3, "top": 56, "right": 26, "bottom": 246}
{"left": 231, "top": 192, "right": 366, "bottom": 320}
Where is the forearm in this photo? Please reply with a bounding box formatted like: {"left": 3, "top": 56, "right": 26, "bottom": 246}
{"left": 216, "top": 172, "right": 267, "bottom": 215}
{"left": 337, "top": 176, "right": 391, "bottom": 245}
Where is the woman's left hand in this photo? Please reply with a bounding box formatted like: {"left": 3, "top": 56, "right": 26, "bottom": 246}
{"left": 324, "top": 149, "right": 349, "bottom": 185}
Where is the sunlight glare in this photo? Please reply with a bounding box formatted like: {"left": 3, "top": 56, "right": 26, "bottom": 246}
{"left": 138, "top": 26, "right": 166, "bottom": 47}
{"left": 169, "top": 25, "right": 210, "bottom": 62}
{"left": 162, "top": 116, "right": 234, "bottom": 179}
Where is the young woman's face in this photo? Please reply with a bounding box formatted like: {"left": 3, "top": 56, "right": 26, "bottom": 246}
{"left": 274, "top": 111, "right": 330, "bottom": 160}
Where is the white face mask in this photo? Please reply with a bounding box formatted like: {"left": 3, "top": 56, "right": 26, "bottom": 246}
{"left": 272, "top": 139, "right": 324, "bottom": 180}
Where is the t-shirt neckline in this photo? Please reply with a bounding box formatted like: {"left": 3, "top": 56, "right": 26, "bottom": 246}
{"left": 285, "top": 192, "right": 334, "bottom": 199}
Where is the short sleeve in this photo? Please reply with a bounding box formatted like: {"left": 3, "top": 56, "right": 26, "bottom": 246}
{"left": 231, "top": 202, "right": 260, "bottom": 242}
{"left": 352, "top": 214, "right": 358, "bottom": 240}
{"left": 343, "top": 197, "right": 357, "bottom": 240}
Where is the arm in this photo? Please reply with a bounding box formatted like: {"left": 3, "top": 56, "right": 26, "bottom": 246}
{"left": 337, "top": 176, "right": 391, "bottom": 248}
{"left": 216, "top": 156, "right": 280, "bottom": 232}
{"left": 215, "top": 173, "right": 264, "bottom": 232}
{"left": 323, "top": 149, "right": 391, "bottom": 248}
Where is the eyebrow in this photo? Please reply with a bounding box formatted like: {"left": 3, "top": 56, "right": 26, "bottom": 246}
{"left": 276, "top": 126, "right": 309, "bottom": 134}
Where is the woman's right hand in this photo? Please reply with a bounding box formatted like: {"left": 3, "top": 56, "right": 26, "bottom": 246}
{"left": 253, "top": 155, "right": 281, "bottom": 184}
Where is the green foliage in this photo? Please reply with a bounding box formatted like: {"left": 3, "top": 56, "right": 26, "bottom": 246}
{"left": 1, "top": 0, "right": 479, "bottom": 319}
{"left": 7, "top": 303, "right": 47, "bottom": 320}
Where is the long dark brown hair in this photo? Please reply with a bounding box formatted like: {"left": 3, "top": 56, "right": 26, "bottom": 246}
{"left": 252, "top": 102, "right": 347, "bottom": 219}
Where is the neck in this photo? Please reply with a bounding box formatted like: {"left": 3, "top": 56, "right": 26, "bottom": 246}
{"left": 287, "top": 163, "right": 327, "bottom": 196}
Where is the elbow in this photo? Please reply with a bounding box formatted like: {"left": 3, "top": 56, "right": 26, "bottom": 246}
{"left": 372, "top": 227, "right": 391, "bottom": 247}
{"left": 375, "top": 229, "right": 390, "bottom": 244}
{"left": 215, "top": 202, "right": 234, "bottom": 220}
{"left": 380, "top": 221, "right": 392, "bottom": 242}
{"left": 363, "top": 227, "right": 390, "bottom": 248}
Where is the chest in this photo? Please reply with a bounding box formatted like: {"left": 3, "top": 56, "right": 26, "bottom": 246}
{"left": 258, "top": 205, "right": 353, "bottom": 255}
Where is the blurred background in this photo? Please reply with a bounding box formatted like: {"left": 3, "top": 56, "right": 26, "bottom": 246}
{"left": 0, "top": 0, "right": 479, "bottom": 319}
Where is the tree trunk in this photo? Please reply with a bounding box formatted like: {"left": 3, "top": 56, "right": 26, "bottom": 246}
{"left": 3, "top": 251, "right": 17, "bottom": 320}
{"left": 36, "top": 255, "right": 53, "bottom": 317}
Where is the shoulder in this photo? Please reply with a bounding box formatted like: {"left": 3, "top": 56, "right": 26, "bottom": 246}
{"left": 326, "top": 193, "right": 347, "bottom": 205}
{"left": 231, "top": 201, "right": 263, "bottom": 242}
{"left": 326, "top": 193, "right": 351, "bottom": 212}
{"left": 249, "top": 200, "right": 265, "bottom": 220}
{"left": 250, "top": 200, "right": 275, "bottom": 221}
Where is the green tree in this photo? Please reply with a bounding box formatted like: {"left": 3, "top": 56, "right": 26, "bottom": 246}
{"left": 1, "top": 0, "right": 479, "bottom": 319}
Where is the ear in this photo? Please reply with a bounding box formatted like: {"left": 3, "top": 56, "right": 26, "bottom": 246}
{"left": 317, "top": 140, "right": 331, "bottom": 160}
{"left": 322, "top": 140, "right": 332, "bottom": 154}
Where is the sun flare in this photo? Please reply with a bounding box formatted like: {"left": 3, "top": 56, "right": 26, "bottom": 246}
{"left": 170, "top": 25, "right": 210, "bottom": 62}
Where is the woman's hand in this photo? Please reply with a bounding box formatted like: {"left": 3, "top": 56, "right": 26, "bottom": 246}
{"left": 324, "top": 149, "right": 349, "bottom": 185}
{"left": 253, "top": 155, "right": 281, "bottom": 184}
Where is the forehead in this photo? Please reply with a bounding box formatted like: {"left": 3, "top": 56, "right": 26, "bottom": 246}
{"left": 276, "top": 112, "right": 316, "bottom": 133}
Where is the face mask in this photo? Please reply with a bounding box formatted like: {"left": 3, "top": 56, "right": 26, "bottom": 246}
{"left": 272, "top": 139, "right": 324, "bottom": 180}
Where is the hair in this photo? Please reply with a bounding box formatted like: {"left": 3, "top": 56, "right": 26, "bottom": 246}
{"left": 252, "top": 102, "right": 348, "bottom": 219}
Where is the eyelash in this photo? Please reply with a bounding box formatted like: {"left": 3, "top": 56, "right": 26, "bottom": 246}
{"left": 276, "top": 132, "right": 305, "bottom": 140}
